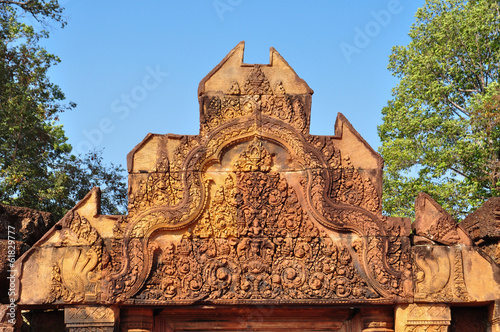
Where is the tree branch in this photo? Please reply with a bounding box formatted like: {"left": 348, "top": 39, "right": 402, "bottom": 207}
{"left": 445, "top": 96, "right": 470, "bottom": 117}
{"left": 449, "top": 166, "right": 466, "bottom": 178}
{"left": 0, "top": 0, "right": 35, "bottom": 6}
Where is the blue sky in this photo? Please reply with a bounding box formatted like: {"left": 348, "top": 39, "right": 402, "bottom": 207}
{"left": 38, "top": 0, "right": 424, "bottom": 171}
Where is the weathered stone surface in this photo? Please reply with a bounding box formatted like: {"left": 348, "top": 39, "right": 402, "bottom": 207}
{"left": 0, "top": 204, "right": 54, "bottom": 246}
{"left": 395, "top": 303, "right": 451, "bottom": 332}
{"left": 0, "top": 304, "right": 19, "bottom": 332}
{"left": 490, "top": 301, "right": 500, "bottom": 332}
{"left": 462, "top": 197, "right": 500, "bottom": 241}
{"left": 14, "top": 187, "right": 118, "bottom": 305}
{"left": 64, "top": 305, "right": 117, "bottom": 331}
{"left": 462, "top": 197, "right": 500, "bottom": 265}
{"left": 115, "top": 42, "right": 410, "bottom": 304}
{"left": 15, "top": 42, "right": 413, "bottom": 308}
{"left": 0, "top": 240, "right": 27, "bottom": 304}
{"left": 414, "top": 193, "right": 472, "bottom": 246}
{"left": 413, "top": 244, "right": 500, "bottom": 303}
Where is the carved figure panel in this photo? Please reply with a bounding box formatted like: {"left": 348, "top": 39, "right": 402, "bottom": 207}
{"left": 200, "top": 64, "right": 311, "bottom": 135}
{"left": 413, "top": 246, "right": 468, "bottom": 303}
{"left": 134, "top": 140, "right": 380, "bottom": 303}
{"left": 46, "top": 211, "right": 103, "bottom": 304}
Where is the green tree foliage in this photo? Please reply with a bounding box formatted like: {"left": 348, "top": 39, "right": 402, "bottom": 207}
{"left": 45, "top": 150, "right": 127, "bottom": 219}
{"left": 0, "top": 1, "right": 127, "bottom": 219}
{"left": 379, "top": 0, "right": 500, "bottom": 220}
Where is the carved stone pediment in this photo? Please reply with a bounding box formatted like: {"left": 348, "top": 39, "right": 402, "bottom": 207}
{"left": 414, "top": 193, "right": 472, "bottom": 246}
{"left": 105, "top": 42, "right": 412, "bottom": 305}
{"left": 461, "top": 197, "right": 500, "bottom": 265}
{"left": 11, "top": 41, "right": 500, "bottom": 332}
{"left": 15, "top": 42, "right": 414, "bottom": 307}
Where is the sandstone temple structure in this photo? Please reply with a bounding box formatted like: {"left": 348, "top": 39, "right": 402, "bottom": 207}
{"left": 6, "top": 42, "right": 500, "bottom": 331}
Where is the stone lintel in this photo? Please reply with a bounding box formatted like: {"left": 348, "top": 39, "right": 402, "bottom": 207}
{"left": 64, "top": 305, "right": 118, "bottom": 331}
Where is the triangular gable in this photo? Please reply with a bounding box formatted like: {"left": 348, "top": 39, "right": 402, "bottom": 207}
{"left": 16, "top": 42, "right": 412, "bottom": 307}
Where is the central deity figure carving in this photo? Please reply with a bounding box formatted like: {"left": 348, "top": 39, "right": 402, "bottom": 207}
{"left": 134, "top": 137, "right": 380, "bottom": 302}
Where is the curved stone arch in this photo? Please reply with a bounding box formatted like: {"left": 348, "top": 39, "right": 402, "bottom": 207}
{"left": 107, "top": 112, "right": 404, "bottom": 302}
{"left": 110, "top": 119, "right": 316, "bottom": 301}
{"left": 311, "top": 182, "right": 405, "bottom": 298}
{"left": 297, "top": 157, "right": 404, "bottom": 299}
{"left": 201, "top": 121, "right": 312, "bottom": 172}
{"left": 124, "top": 114, "right": 320, "bottom": 238}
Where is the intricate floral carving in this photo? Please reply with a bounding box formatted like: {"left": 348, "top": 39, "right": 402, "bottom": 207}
{"left": 134, "top": 142, "right": 381, "bottom": 303}
{"left": 327, "top": 156, "right": 380, "bottom": 213}
{"left": 128, "top": 136, "right": 199, "bottom": 217}
{"left": 233, "top": 138, "right": 272, "bottom": 172}
{"left": 128, "top": 154, "right": 182, "bottom": 215}
{"left": 200, "top": 64, "right": 311, "bottom": 134}
{"left": 136, "top": 233, "right": 378, "bottom": 303}
{"left": 105, "top": 238, "right": 145, "bottom": 302}
{"left": 307, "top": 158, "right": 407, "bottom": 298}
{"left": 452, "top": 246, "right": 468, "bottom": 301}
{"left": 244, "top": 65, "right": 272, "bottom": 95}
